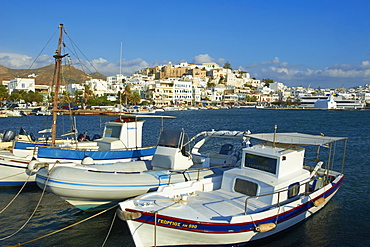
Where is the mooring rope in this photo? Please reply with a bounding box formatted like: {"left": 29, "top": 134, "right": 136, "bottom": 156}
{"left": 10, "top": 204, "right": 118, "bottom": 247}
{"left": 0, "top": 174, "right": 32, "bottom": 214}
{"left": 0, "top": 173, "right": 48, "bottom": 241}
{"left": 0, "top": 161, "right": 58, "bottom": 241}
{"left": 101, "top": 209, "right": 117, "bottom": 247}
{"left": 0, "top": 171, "right": 25, "bottom": 181}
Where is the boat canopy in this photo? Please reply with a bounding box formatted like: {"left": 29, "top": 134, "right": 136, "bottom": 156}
{"left": 247, "top": 133, "right": 347, "bottom": 146}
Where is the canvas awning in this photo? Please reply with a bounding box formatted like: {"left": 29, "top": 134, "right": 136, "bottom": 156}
{"left": 247, "top": 133, "right": 347, "bottom": 146}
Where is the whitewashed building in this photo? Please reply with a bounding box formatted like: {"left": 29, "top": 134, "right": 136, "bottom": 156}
{"left": 173, "top": 79, "right": 192, "bottom": 105}
{"left": 8, "top": 78, "right": 35, "bottom": 94}
{"left": 66, "top": 83, "right": 84, "bottom": 95}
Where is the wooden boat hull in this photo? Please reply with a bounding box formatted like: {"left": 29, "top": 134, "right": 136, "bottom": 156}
{"left": 120, "top": 175, "right": 343, "bottom": 246}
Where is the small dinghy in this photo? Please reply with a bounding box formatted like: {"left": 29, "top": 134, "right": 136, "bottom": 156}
{"left": 117, "top": 126, "right": 347, "bottom": 247}
{"left": 35, "top": 128, "right": 251, "bottom": 210}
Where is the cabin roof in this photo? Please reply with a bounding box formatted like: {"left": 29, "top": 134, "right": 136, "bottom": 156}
{"left": 247, "top": 133, "right": 347, "bottom": 146}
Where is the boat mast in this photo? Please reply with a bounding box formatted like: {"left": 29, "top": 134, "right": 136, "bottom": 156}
{"left": 51, "top": 24, "right": 68, "bottom": 147}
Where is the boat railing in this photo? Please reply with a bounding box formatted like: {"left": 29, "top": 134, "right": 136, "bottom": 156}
{"left": 167, "top": 163, "right": 238, "bottom": 185}
{"left": 243, "top": 176, "right": 329, "bottom": 215}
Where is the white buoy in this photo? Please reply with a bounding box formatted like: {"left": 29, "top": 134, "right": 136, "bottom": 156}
{"left": 27, "top": 159, "right": 40, "bottom": 173}
{"left": 82, "top": 156, "right": 94, "bottom": 165}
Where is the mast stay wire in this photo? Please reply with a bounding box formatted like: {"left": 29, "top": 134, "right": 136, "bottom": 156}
{"left": 13, "top": 26, "right": 59, "bottom": 90}
{"left": 63, "top": 29, "right": 100, "bottom": 75}
{"left": 63, "top": 28, "right": 110, "bottom": 91}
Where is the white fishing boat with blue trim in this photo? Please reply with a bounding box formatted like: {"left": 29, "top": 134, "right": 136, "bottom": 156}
{"left": 0, "top": 24, "right": 159, "bottom": 187}
{"left": 117, "top": 126, "right": 347, "bottom": 247}
{"left": 35, "top": 128, "right": 250, "bottom": 210}
{"left": 0, "top": 116, "right": 159, "bottom": 187}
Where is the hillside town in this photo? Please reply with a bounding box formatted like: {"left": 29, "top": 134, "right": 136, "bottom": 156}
{"left": 1, "top": 61, "right": 369, "bottom": 112}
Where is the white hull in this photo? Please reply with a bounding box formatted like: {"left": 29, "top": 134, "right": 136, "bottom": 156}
{"left": 118, "top": 132, "right": 347, "bottom": 247}
{"left": 0, "top": 151, "right": 36, "bottom": 186}
{"left": 125, "top": 178, "right": 341, "bottom": 246}
{"left": 36, "top": 164, "right": 217, "bottom": 210}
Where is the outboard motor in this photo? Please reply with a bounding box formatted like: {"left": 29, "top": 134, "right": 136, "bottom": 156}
{"left": 30, "top": 133, "right": 36, "bottom": 142}
{"left": 92, "top": 134, "right": 102, "bottom": 141}
{"left": 78, "top": 133, "right": 86, "bottom": 142}
{"left": 2, "top": 130, "right": 16, "bottom": 142}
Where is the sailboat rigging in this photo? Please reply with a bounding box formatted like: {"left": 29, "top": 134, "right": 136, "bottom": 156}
{"left": 51, "top": 24, "right": 68, "bottom": 147}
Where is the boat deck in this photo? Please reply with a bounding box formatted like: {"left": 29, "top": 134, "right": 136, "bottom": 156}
{"left": 145, "top": 189, "right": 271, "bottom": 223}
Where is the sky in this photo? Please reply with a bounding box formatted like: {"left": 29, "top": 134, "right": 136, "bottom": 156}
{"left": 1, "top": 0, "right": 370, "bottom": 89}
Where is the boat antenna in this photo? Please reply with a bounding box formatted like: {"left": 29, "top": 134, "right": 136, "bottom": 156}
{"left": 273, "top": 125, "right": 277, "bottom": 148}
{"left": 120, "top": 40, "right": 122, "bottom": 75}
{"left": 51, "top": 24, "right": 68, "bottom": 147}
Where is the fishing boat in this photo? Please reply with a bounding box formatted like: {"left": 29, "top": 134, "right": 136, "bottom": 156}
{"left": 0, "top": 24, "right": 158, "bottom": 187}
{"left": 117, "top": 126, "right": 347, "bottom": 247}
{"left": 35, "top": 129, "right": 251, "bottom": 210}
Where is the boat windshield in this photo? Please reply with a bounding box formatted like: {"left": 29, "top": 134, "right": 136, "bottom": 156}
{"left": 244, "top": 153, "right": 277, "bottom": 174}
{"left": 157, "top": 129, "right": 184, "bottom": 148}
{"left": 104, "top": 126, "right": 121, "bottom": 138}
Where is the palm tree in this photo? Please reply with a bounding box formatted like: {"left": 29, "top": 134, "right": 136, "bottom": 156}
{"left": 130, "top": 91, "right": 142, "bottom": 105}
{"left": 122, "top": 85, "right": 132, "bottom": 105}
{"left": 83, "top": 84, "right": 93, "bottom": 108}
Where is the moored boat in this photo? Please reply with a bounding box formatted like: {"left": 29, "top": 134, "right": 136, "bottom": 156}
{"left": 35, "top": 128, "right": 251, "bottom": 210}
{"left": 0, "top": 24, "right": 160, "bottom": 187}
{"left": 117, "top": 127, "right": 347, "bottom": 247}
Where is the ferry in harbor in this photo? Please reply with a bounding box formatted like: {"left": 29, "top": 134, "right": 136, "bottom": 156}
{"left": 298, "top": 95, "right": 365, "bottom": 109}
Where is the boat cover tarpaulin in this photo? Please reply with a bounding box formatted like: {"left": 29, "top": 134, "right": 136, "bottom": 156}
{"left": 37, "top": 146, "right": 156, "bottom": 160}
{"left": 247, "top": 133, "right": 347, "bottom": 146}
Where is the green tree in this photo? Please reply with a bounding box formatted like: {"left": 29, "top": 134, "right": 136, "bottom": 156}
{"left": 83, "top": 84, "right": 93, "bottom": 106}
{"left": 24, "top": 91, "right": 44, "bottom": 103}
{"left": 87, "top": 95, "right": 112, "bottom": 106}
{"left": 223, "top": 62, "right": 232, "bottom": 70}
{"left": 74, "top": 90, "right": 84, "bottom": 105}
{"left": 9, "top": 90, "right": 25, "bottom": 102}
{"left": 245, "top": 95, "right": 258, "bottom": 102}
{"left": 0, "top": 85, "right": 8, "bottom": 100}
{"left": 60, "top": 91, "right": 73, "bottom": 104}
{"left": 130, "top": 91, "right": 142, "bottom": 105}
{"left": 122, "top": 85, "right": 132, "bottom": 105}
{"left": 262, "top": 78, "right": 274, "bottom": 87}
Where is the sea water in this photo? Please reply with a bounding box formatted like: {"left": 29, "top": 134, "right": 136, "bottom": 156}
{"left": 0, "top": 108, "right": 369, "bottom": 246}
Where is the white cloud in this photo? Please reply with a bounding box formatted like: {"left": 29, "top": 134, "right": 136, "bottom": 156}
{"left": 192, "top": 54, "right": 215, "bottom": 64}
{"left": 245, "top": 57, "right": 370, "bottom": 87}
{"left": 2, "top": 52, "right": 370, "bottom": 88}
{"left": 0, "top": 53, "right": 53, "bottom": 68}
{"left": 245, "top": 57, "right": 280, "bottom": 68}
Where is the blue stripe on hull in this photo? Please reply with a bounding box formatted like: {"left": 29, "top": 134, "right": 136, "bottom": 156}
{"left": 0, "top": 181, "right": 36, "bottom": 187}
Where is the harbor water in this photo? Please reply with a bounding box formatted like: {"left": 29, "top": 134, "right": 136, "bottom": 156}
{"left": 0, "top": 108, "right": 369, "bottom": 246}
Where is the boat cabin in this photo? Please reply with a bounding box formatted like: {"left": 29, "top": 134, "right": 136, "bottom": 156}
{"left": 151, "top": 128, "right": 192, "bottom": 170}
{"left": 96, "top": 117, "right": 144, "bottom": 150}
{"left": 221, "top": 142, "right": 310, "bottom": 205}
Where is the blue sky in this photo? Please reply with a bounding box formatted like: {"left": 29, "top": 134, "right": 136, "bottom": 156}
{"left": 1, "top": 0, "right": 370, "bottom": 88}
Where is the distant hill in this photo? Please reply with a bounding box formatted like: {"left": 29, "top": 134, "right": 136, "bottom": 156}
{"left": 0, "top": 64, "right": 107, "bottom": 86}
